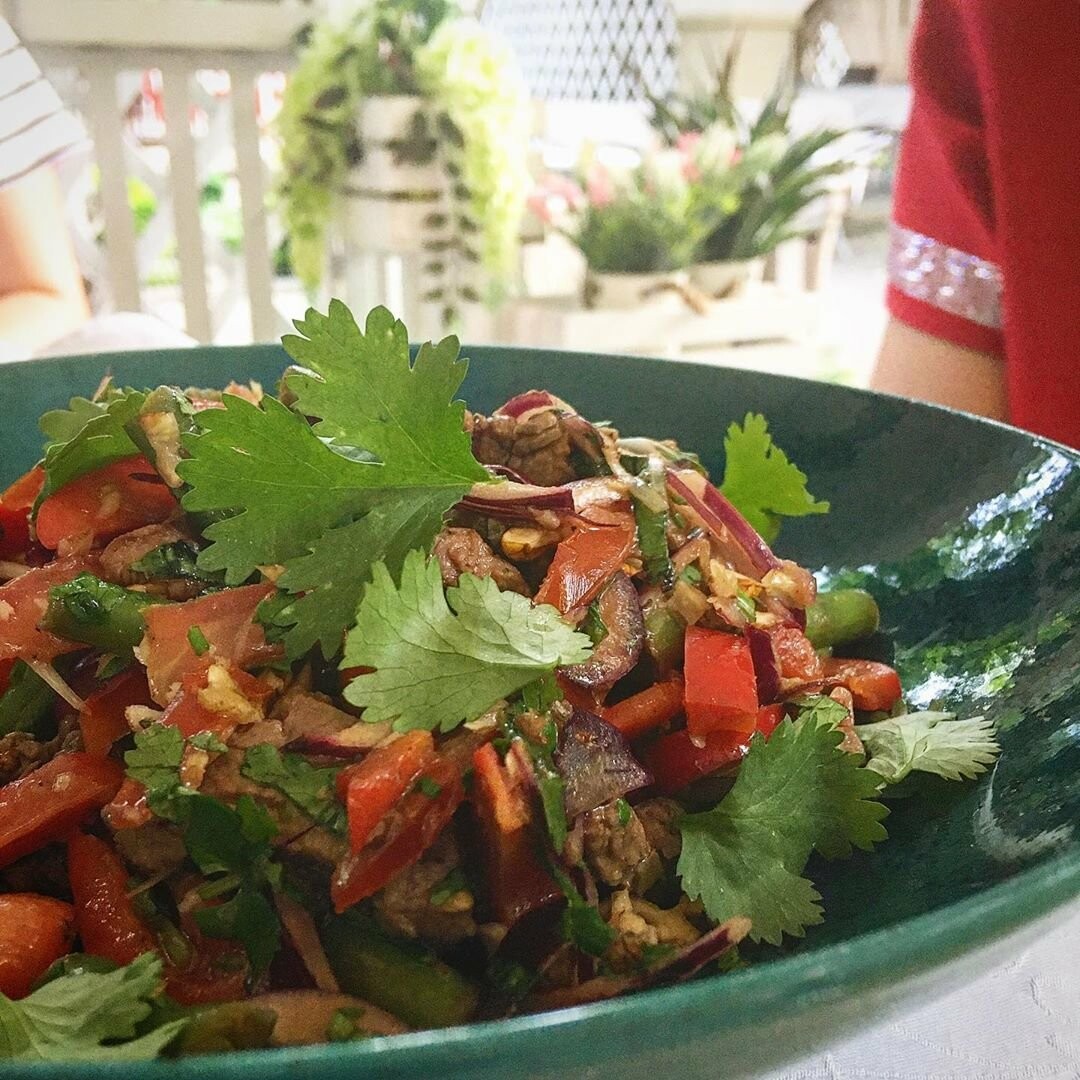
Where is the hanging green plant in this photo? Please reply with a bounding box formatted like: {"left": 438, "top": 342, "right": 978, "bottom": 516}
{"left": 275, "top": 0, "right": 528, "bottom": 320}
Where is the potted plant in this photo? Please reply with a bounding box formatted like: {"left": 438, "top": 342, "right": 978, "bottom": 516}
{"left": 531, "top": 154, "right": 705, "bottom": 310}
{"left": 648, "top": 64, "right": 850, "bottom": 298}
{"left": 275, "top": 0, "right": 529, "bottom": 325}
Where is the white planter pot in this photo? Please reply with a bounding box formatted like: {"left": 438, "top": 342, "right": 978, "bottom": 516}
{"left": 689, "top": 258, "right": 764, "bottom": 299}
{"left": 356, "top": 95, "right": 427, "bottom": 143}
{"left": 586, "top": 270, "right": 687, "bottom": 310}
{"left": 350, "top": 146, "right": 443, "bottom": 195}
{"left": 343, "top": 194, "right": 440, "bottom": 254}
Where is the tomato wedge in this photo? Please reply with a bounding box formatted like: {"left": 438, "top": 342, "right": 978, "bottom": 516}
{"left": 101, "top": 777, "right": 153, "bottom": 831}
{"left": 35, "top": 455, "right": 177, "bottom": 552}
{"left": 822, "top": 657, "right": 903, "bottom": 712}
{"left": 646, "top": 704, "right": 784, "bottom": 795}
{"left": 0, "top": 753, "right": 124, "bottom": 868}
{"left": 602, "top": 676, "right": 684, "bottom": 740}
{"left": 534, "top": 521, "right": 635, "bottom": 614}
{"left": 0, "top": 554, "right": 102, "bottom": 661}
{"left": 0, "top": 893, "right": 74, "bottom": 999}
{"left": 68, "top": 832, "right": 157, "bottom": 966}
{"left": 79, "top": 667, "right": 152, "bottom": 757}
{"left": 332, "top": 752, "right": 465, "bottom": 913}
{"left": 683, "top": 626, "right": 759, "bottom": 738}
{"left": 0, "top": 465, "right": 44, "bottom": 559}
{"left": 771, "top": 626, "right": 824, "bottom": 682}
{"left": 339, "top": 730, "right": 436, "bottom": 854}
{"left": 140, "top": 583, "right": 279, "bottom": 705}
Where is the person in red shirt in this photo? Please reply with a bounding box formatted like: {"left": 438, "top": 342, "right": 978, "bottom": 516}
{"left": 872, "top": 0, "right": 1080, "bottom": 449}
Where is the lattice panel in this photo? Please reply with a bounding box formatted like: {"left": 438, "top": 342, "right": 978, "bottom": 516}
{"left": 482, "top": 0, "right": 677, "bottom": 102}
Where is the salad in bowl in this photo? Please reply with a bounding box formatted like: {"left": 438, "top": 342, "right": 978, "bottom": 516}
{"left": 0, "top": 303, "right": 998, "bottom": 1060}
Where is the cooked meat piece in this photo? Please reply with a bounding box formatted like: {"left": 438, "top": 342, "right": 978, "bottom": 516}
{"left": 635, "top": 797, "right": 683, "bottom": 861}
{"left": 112, "top": 820, "right": 187, "bottom": 877}
{"left": 374, "top": 833, "right": 477, "bottom": 945}
{"left": 229, "top": 719, "right": 286, "bottom": 750}
{"left": 200, "top": 747, "right": 347, "bottom": 865}
{"left": 432, "top": 528, "right": 529, "bottom": 596}
{"left": 581, "top": 800, "right": 653, "bottom": 887}
{"left": 468, "top": 408, "right": 605, "bottom": 487}
{"left": 605, "top": 889, "right": 699, "bottom": 973}
{"left": 0, "top": 845, "right": 70, "bottom": 898}
{"left": 100, "top": 523, "right": 192, "bottom": 584}
{"left": 0, "top": 732, "right": 53, "bottom": 786}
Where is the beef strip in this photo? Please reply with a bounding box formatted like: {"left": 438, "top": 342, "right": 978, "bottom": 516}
{"left": 432, "top": 527, "right": 529, "bottom": 596}
{"left": 581, "top": 800, "right": 654, "bottom": 887}
{"left": 467, "top": 407, "right": 606, "bottom": 487}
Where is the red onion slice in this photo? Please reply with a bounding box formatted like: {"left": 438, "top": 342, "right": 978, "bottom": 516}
{"left": 666, "top": 470, "right": 780, "bottom": 579}
{"left": 458, "top": 477, "right": 626, "bottom": 522}
{"left": 745, "top": 624, "right": 781, "bottom": 705}
{"left": 495, "top": 390, "right": 575, "bottom": 418}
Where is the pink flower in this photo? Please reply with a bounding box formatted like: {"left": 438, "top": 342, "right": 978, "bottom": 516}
{"left": 585, "top": 163, "right": 616, "bottom": 208}
{"left": 527, "top": 173, "right": 586, "bottom": 224}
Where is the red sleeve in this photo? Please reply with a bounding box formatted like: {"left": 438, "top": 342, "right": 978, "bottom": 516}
{"left": 886, "top": 0, "right": 1003, "bottom": 356}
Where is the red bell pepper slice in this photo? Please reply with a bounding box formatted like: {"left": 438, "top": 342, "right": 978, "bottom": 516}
{"left": 331, "top": 752, "right": 465, "bottom": 913}
{"left": 340, "top": 730, "right": 436, "bottom": 854}
{"left": 471, "top": 743, "right": 560, "bottom": 926}
{"left": 0, "top": 465, "right": 43, "bottom": 559}
{"left": 646, "top": 704, "right": 784, "bottom": 795}
{"left": 822, "top": 658, "right": 903, "bottom": 712}
{"left": 35, "top": 455, "right": 177, "bottom": 553}
{"left": 602, "top": 676, "right": 685, "bottom": 740}
{"left": 67, "top": 832, "right": 158, "bottom": 966}
{"left": 0, "top": 893, "right": 74, "bottom": 999}
{"left": 79, "top": 667, "right": 152, "bottom": 757}
{"left": 0, "top": 554, "right": 102, "bottom": 662}
{"left": 140, "top": 583, "right": 279, "bottom": 705}
{"left": 0, "top": 752, "right": 124, "bottom": 869}
{"left": 101, "top": 777, "right": 153, "bottom": 831}
{"left": 534, "top": 521, "right": 635, "bottom": 614}
{"left": 158, "top": 661, "right": 270, "bottom": 740}
{"left": 683, "top": 626, "right": 759, "bottom": 739}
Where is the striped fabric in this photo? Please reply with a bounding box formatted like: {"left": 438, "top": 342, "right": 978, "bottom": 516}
{"left": 0, "top": 17, "right": 86, "bottom": 188}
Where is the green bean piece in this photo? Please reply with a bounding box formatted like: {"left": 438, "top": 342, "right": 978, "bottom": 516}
{"left": 171, "top": 1003, "right": 277, "bottom": 1055}
{"left": 40, "top": 573, "right": 166, "bottom": 655}
{"left": 321, "top": 914, "right": 479, "bottom": 1030}
{"left": 0, "top": 660, "right": 58, "bottom": 739}
{"left": 643, "top": 603, "right": 686, "bottom": 675}
{"left": 805, "top": 588, "right": 881, "bottom": 649}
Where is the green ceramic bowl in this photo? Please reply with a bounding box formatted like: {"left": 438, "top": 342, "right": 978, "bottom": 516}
{"left": 1, "top": 344, "right": 1078, "bottom": 1079}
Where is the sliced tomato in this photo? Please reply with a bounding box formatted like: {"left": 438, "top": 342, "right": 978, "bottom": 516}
{"left": 160, "top": 661, "right": 271, "bottom": 739}
{"left": 683, "top": 626, "right": 759, "bottom": 738}
{"left": 822, "top": 658, "right": 903, "bottom": 712}
{"left": 79, "top": 667, "right": 152, "bottom": 757}
{"left": 35, "top": 455, "right": 177, "bottom": 553}
{"left": 140, "top": 583, "right": 279, "bottom": 705}
{"left": 68, "top": 832, "right": 157, "bottom": 966}
{"left": 0, "top": 466, "right": 45, "bottom": 559}
{"left": 332, "top": 753, "right": 465, "bottom": 913}
{"left": 339, "top": 730, "right": 436, "bottom": 854}
{"left": 101, "top": 777, "right": 153, "bottom": 831}
{"left": 471, "top": 743, "right": 560, "bottom": 926}
{"left": 534, "top": 520, "right": 635, "bottom": 614}
{"left": 0, "top": 893, "right": 74, "bottom": 999}
{"left": 772, "top": 626, "right": 824, "bottom": 682}
{"left": 602, "top": 676, "right": 684, "bottom": 740}
{"left": 646, "top": 704, "right": 784, "bottom": 795}
{"left": 164, "top": 910, "right": 248, "bottom": 1005}
{"left": 0, "top": 554, "right": 102, "bottom": 661}
{"left": 0, "top": 752, "right": 124, "bottom": 869}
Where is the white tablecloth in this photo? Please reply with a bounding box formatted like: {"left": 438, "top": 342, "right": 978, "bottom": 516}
{"left": 763, "top": 908, "right": 1080, "bottom": 1080}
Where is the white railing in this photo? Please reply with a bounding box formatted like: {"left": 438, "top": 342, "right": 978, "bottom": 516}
{"left": 7, "top": 0, "right": 310, "bottom": 343}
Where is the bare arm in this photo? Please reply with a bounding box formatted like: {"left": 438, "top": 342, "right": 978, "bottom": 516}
{"left": 0, "top": 167, "right": 90, "bottom": 353}
{"left": 871, "top": 317, "right": 1008, "bottom": 421}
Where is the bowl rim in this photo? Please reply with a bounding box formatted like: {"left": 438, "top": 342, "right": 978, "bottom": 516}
{"left": 1, "top": 343, "right": 1078, "bottom": 1075}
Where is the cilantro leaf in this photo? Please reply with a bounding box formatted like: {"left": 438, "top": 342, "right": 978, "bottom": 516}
{"left": 678, "top": 715, "right": 888, "bottom": 945}
{"left": 178, "top": 395, "right": 375, "bottom": 584}
{"left": 719, "top": 413, "right": 829, "bottom": 543}
{"left": 37, "top": 390, "right": 146, "bottom": 506}
{"left": 262, "top": 489, "right": 453, "bottom": 660}
{"left": 342, "top": 550, "right": 592, "bottom": 733}
{"left": 0, "top": 954, "right": 186, "bottom": 1062}
{"left": 241, "top": 744, "right": 346, "bottom": 833}
{"left": 282, "top": 302, "right": 488, "bottom": 490}
{"left": 124, "top": 725, "right": 193, "bottom": 821}
{"left": 860, "top": 711, "right": 1000, "bottom": 785}
{"left": 193, "top": 889, "right": 280, "bottom": 979}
